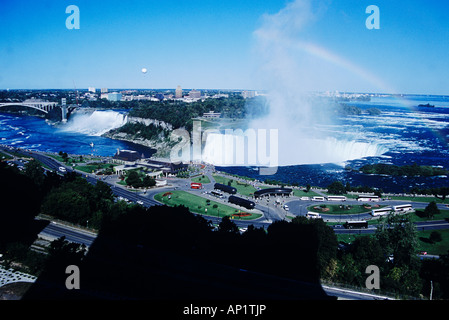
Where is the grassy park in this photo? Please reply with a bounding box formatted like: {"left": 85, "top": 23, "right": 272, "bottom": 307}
{"left": 154, "top": 190, "right": 262, "bottom": 220}
{"left": 307, "top": 203, "right": 385, "bottom": 215}
{"left": 74, "top": 162, "right": 117, "bottom": 174}
{"left": 389, "top": 195, "right": 447, "bottom": 204}
{"left": 292, "top": 189, "right": 321, "bottom": 198}
{"left": 191, "top": 175, "right": 211, "bottom": 184}
{"left": 212, "top": 174, "right": 257, "bottom": 197}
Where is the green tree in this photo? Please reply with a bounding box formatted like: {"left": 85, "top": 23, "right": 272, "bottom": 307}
{"left": 41, "top": 188, "right": 90, "bottom": 224}
{"left": 291, "top": 216, "right": 338, "bottom": 279}
{"left": 424, "top": 201, "right": 440, "bottom": 219}
{"left": 375, "top": 214, "right": 419, "bottom": 267}
{"left": 93, "top": 180, "right": 114, "bottom": 202}
{"left": 326, "top": 181, "right": 346, "bottom": 195}
{"left": 429, "top": 231, "right": 442, "bottom": 244}
{"left": 142, "top": 175, "right": 156, "bottom": 188}
{"left": 126, "top": 170, "right": 140, "bottom": 187}
{"left": 217, "top": 216, "right": 239, "bottom": 234}
{"left": 24, "top": 159, "right": 45, "bottom": 187}
{"left": 336, "top": 253, "right": 361, "bottom": 285}
{"left": 351, "top": 236, "right": 385, "bottom": 269}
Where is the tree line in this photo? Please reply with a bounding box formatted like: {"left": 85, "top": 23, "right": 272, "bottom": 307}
{"left": 360, "top": 163, "right": 449, "bottom": 177}
{"left": 124, "top": 95, "right": 268, "bottom": 131}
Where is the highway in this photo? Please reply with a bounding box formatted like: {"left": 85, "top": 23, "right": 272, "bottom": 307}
{"left": 38, "top": 221, "right": 97, "bottom": 247}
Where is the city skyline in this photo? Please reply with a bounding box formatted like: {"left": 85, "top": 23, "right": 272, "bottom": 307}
{"left": 1, "top": 0, "right": 449, "bottom": 95}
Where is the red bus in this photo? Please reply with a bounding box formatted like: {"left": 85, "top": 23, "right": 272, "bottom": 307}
{"left": 191, "top": 182, "right": 202, "bottom": 189}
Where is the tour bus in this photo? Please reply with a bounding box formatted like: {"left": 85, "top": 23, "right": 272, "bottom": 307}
{"left": 357, "top": 195, "right": 380, "bottom": 202}
{"left": 327, "top": 195, "right": 347, "bottom": 202}
{"left": 228, "top": 195, "right": 255, "bottom": 210}
{"left": 190, "top": 182, "right": 202, "bottom": 189}
{"left": 214, "top": 183, "right": 237, "bottom": 194}
{"left": 344, "top": 221, "right": 369, "bottom": 229}
{"left": 312, "top": 196, "right": 325, "bottom": 202}
{"left": 393, "top": 204, "right": 413, "bottom": 213}
{"left": 211, "top": 190, "right": 224, "bottom": 199}
{"left": 371, "top": 207, "right": 393, "bottom": 217}
{"left": 306, "top": 212, "right": 321, "bottom": 219}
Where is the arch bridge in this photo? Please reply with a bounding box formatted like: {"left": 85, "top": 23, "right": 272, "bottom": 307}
{"left": 0, "top": 100, "right": 58, "bottom": 114}
{"left": 0, "top": 100, "right": 71, "bottom": 121}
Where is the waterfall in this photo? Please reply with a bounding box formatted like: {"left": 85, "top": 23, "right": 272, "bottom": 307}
{"left": 202, "top": 132, "right": 387, "bottom": 166}
{"left": 60, "top": 110, "right": 128, "bottom": 136}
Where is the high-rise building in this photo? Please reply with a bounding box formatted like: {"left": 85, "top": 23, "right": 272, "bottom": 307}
{"left": 88, "top": 87, "right": 96, "bottom": 93}
{"left": 108, "top": 92, "right": 122, "bottom": 102}
{"left": 101, "top": 88, "right": 108, "bottom": 93}
{"left": 175, "top": 85, "right": 182, "bottom": 98}
{"left": 189, "top": 89, "right": 201, "bottom": 99}
{"left": 242, "top": 90, "right": 256, "bottom": 99}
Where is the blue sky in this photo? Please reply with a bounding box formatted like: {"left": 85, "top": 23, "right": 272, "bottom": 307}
{"left": 1, "top": 0, "right": 448, "bottom": 95}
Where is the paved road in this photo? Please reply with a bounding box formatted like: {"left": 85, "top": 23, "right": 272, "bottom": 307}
{"left": 38, "top": 221, "right": 97, "bottom": 247}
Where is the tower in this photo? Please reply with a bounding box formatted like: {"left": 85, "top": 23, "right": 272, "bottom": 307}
{"left": 175, "top": 85, "right": 182, "bottom": 98}
{"left": 61, "top": 98, "right": 67, "bottom": 122}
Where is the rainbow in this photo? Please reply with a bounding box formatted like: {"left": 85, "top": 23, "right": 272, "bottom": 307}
{"left": 296, "top": 41, "right": 449, "bottom": 149}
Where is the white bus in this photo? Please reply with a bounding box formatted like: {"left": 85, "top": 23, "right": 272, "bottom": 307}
{"left": 371, "top": 207, "right": 393, "bottom": 217}
{"left": 306, "top": 212, "right": 321, "bottom": 219}
{"left": 312, "top": 196, "right": 325, "bottom": 202}
{"left": 327, "top": 195, "right": 347, "bottom": 202}
{"left": 357, "top": 195, "right": 380, "bottom": 202}
{"left": 393, "top": 204, "right": 413, "bottom": 213}
{"left": 211, "top": 190, "right": 224, "bottom": 199}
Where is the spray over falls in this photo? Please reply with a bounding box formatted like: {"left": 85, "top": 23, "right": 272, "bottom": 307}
{"left": 60, "top": 110, "right": 128, "bottom": 136}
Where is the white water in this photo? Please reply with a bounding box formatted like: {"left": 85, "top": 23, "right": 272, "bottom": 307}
{"left": 60, "top": 110, "right": 128, "bottom": 136}
{"left": 202, "top": 132, "right": 387, "bottom": 167}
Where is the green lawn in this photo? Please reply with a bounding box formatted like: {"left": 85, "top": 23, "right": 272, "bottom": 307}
{"left": 389, "top": 195, "right": 447, "bottom": 204}
{"left": 154, "top": 190, "right": 262, "bottom": 220}
{"left": 212, "top": 174, "right": 257, "bottom": 197}
{"left": 191, "top": 175, "right": 211, "bottom": 184}
{"left": 74, "top": 163, "right": 117, "bottom": 174}
{"left": 307, "top": 204, "right": 385, "bottom": 215}
{"left": 324, "top": 193, "right": 359, "bottom": 199}
{"left": 408, "top": 209, "right": 449, "bottom": 223}
{"left": 417, "top": 229, "right": 449, "bottom": 255}
{"left": 293, "top": 189, "right": 321, "bottom": 198}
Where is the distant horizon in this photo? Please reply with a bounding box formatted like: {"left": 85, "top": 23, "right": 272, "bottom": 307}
{"left": 2, "top": 88, "right": 449, "bottom": 97}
